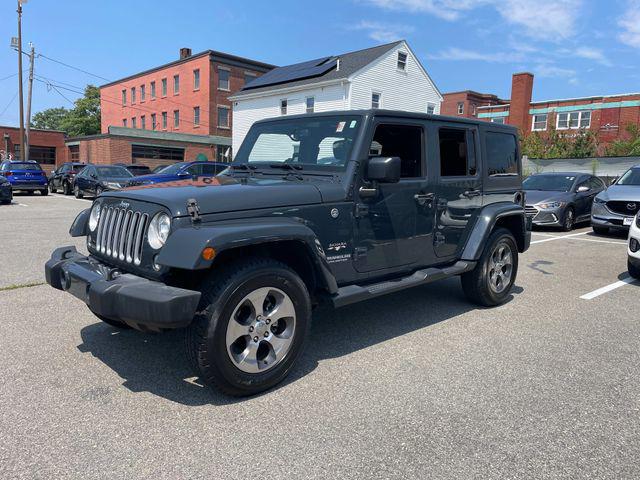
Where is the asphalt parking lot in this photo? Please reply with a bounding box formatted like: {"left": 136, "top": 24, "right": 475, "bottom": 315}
{"left": 1, "top": 193, "right": 639, "bottom": 479}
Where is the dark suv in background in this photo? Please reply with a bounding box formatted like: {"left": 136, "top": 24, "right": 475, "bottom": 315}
{"left": 49, "top": 162, "right": 86, "bottom": 195}
{"left": 591, "top": 165, "right": 640, "bottom": 234}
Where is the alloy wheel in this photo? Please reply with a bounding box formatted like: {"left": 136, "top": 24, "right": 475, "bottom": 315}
{"left": 487, "top": 241, "right": 513, "bottom": 294}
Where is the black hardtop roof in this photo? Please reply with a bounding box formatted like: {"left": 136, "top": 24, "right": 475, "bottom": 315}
{"left": 529, "top": 172, "right": 587, "bottom": 177}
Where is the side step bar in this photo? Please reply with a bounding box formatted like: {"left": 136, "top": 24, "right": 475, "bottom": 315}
{"left": 331, "top": 261, "right": 476, "bottom": 308}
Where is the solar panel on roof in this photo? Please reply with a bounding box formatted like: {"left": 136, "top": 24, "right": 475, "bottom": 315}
{"left": 242, "top": 56, "right": 338, "bottom": 90}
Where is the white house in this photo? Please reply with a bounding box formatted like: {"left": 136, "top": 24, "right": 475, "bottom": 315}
{"left": 229, "top": 40, "right": 443, "bottom": 152}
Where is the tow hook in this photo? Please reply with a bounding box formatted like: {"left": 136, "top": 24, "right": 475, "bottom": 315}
{"left": 187, "top": 198, "right": 201, "bottom": 224}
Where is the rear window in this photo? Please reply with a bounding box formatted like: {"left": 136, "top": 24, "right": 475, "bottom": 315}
{"left": 6, "top": 162, "right": 42, "bottom": 171}
{"left": 486, "top": 132, "right": 518, "bottom": 177}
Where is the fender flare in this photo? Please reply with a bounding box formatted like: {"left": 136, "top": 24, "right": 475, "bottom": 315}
{"left": 156, "top": 217, "right": 339, "bottom": 293}
{"left": 69, "top": 208, "right": 90, "bottom": 237}
{"left": 461, "top": 202, "right": 530, "bottom": 261}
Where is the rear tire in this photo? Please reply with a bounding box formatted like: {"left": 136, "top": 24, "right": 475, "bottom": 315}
{"left": 74, "top": 185, "right": 83, "bottom": 199}
{"left": 63, "top": 181, "right": 72, "bottom": 195}
{"left": 49, "top": 182, "right": 56, "bottom": 194}
{"left": 629, "top": 259, "right": 640, "bottom": 280}
{"left": 186, "top": 258, "right": 312, "bottom": 397}
{"left": 40, "top": 189, "right": 48, "bottom": 196}
{"left": 592, "top": 225, "right": 609, "bottom": 235}
{"left": 461, "top": 228, "right": 519, "bottom": 307}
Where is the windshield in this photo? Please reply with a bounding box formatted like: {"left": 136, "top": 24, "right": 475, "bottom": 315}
{"left": 7, "top": 162, "right": 42, "bottom": 171}
{"left": 234, "top": 115, "right": 362, "bottom": 170}
{"left": 70, "top": 165, "right": 86, "bottom": 173}
{"left": 617, "top": 168, "right": 640, "bottom": 186}
{"left": 95, "top": 166, "right": 133, "bottom": 178}
{"left": 523, "top": 174, "right": 576, "bottom": 192}
{"left": 154, "top": 163, "right": 186, "bottom": 175}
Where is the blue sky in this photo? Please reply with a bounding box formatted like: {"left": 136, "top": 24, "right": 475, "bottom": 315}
{"left": 1, "top": 0, "right": 639, "bottom": 126}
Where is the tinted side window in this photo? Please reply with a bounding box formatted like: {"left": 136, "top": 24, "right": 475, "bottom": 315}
{"left": 589, "top": 177, "right": 604, "bottom": 190}
{"left": 486, "top": 132, "right": 518, "bottom": 177}
{"left": 201, "top": 164, "right": 218, "bottom": 175}
{"left": 439, "top": 128, "right": 474, "bottom": 177}
{"left": 185, "top": 165, "right": 201, "bottom": 175}
{"left": 370, "top": 124, "right": 424, "bottom": 178}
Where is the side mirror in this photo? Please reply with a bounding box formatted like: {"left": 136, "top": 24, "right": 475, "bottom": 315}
{"left": 577, "top": 185, "right": 590, "bottom": 193}
{"left": 366, "top": 157, "right": 401, "bottom": 183}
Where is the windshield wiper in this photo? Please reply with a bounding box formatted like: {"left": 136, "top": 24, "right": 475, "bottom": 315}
{"left": 269, "top": 163, "right": 303, "bottom": 171}
{"left": 230, "top": 164, "right": 257, "bottom": 171}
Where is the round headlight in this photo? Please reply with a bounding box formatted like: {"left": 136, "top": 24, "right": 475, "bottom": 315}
{"left": 148, "top": 212, "right": 171, "bottom": 249}
{"left": 89, "top": 202, "right": 102, "bottom": 232}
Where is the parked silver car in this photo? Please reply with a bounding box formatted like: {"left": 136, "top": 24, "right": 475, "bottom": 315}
{"left": 591, "top": 165, "right": 640, "bottom": 234}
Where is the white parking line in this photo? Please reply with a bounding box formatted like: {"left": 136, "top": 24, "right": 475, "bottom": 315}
{"left": 50, "top": 194, "right": 88, "bottom": 203}
{"left": 580, "top": 276, "right": 639, "bottom": 300}
{"left": 531, "top": 231, "right": 590, "bottom": 244}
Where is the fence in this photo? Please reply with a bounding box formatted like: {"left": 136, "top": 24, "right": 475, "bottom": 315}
{"left": 523, "top": 156, "right": 640, "bottom": 184}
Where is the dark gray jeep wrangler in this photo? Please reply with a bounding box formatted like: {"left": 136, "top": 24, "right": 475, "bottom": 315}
{"left": 46, "top": 110, "right": 531, "bottom": 396}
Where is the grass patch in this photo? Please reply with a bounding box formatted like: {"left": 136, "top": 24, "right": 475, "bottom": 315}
{"left": 0, "top": 281, "right": 45, "bottom": 292}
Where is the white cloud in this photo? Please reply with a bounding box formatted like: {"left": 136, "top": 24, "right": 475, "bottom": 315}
{"left": 573, "top": 47, "right": 612, "bottom": 66}
{"left": 618, "top": 0, "right": 640, "bottom": 48}
{"left": 361, "top": 0, "right": 479, "bottom": 20}
{"left": 427, "top": 47, "right": 524, "bottom": 63}
{"left": 534, "top": 63, "right": 577, "bottom": 79}
{"left": 351, "top": 20, "right": 414, "bottom": 42}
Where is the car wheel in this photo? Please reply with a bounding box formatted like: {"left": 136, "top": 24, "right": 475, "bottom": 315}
{"left": 40, "top": 189, "right": 48, "bottom": 196}
{"left": 89, "top": 308, "right": 132, "bottom": 329}
{"left": 562, "top": 207, "right": 575, "bottom": 231}
{"left": 186, "top": 258, "right": 312, "bottom": 397}
{"left": 49, "top": 182, "right": 56, "bottom": 194}
{"left": 74, "top": 185, "right": 83, "bottom": 199}
{"left": 629, "top": 259, "right": 640, "bottom": 280}
{"left": 63, "top": 181, "right": 71, "bottom": 195}
{"left": 592, "top": 226, "right": 609, "bottom": 235}
{"left": 461, "top": 228, "right": 519, "bottom": 307}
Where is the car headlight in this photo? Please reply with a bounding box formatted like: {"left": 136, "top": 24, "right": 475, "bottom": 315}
{"left": 537, "top": 201, "right": 564, "bottom": 209}
{"left": 89, "top": 202, "right": 102, "bottom": 232}
{"left": 147, "top": 212, "right": 171, "bottom": 249}
{"left": 594, "top": 195, "right": 606, "bottom": 204}
{"left": 104, "top": 181, "right": 122, "bottom": 189}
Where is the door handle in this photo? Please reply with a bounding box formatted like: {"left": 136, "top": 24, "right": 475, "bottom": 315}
{"left": 462, "top": 189, "right": 482, "bottom": 198}
{"left": 414, "top": 193, "right": 434, "bottom": 206}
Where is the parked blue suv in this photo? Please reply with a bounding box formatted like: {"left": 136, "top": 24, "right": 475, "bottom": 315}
{"left": 126, "top": 161, "right": 228, "bottom": 187}
{"left": 0, "top": 160, "right": 48, "bottom": 195}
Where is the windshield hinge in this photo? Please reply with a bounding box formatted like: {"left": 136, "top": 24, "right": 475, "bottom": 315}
{"left": 187, "top": 198, "right": 201, "bottom": 223}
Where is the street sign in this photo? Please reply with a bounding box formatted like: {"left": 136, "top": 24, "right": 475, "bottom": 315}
{"left": 10, "top": 37, "right": 18, "bottom": 48}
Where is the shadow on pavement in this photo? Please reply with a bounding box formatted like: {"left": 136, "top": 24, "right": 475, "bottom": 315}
{"left": 77, "top": 277, "right": 520, "bottom": 406}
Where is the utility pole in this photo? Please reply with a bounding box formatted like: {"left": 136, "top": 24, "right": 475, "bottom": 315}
{"left": 16, "top": 0, "right": 26, "bottom": 160}
{"left": 25, "top": 43, "right": 35, "bottom": 161}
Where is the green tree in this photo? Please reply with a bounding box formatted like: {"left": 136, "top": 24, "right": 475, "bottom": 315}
{"left": 30, "top": 107, "right": 69, "bottom": 130}
{"left": 60, "top": 85, "right": 101, "bottom": 136}
{"left": 521, "top": 125, "right": 597, "bottom": 159}
{"left": 606, "top": 124, "right": 640, "bottom": 156}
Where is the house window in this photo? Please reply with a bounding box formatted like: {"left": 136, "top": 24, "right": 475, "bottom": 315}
{"left": 557, "top": 111, "right": 590, "bottom": 130}
{"left": 140, "top": 84, "right": 146, "bottom": 102}
{"left": 131, "top": 87, "right": 136, "bottom": 104}
{"left": 193, "top": 69, "right": 200, "bottom": 90}
{"left": 151, "top": 113, "right": 156, "bottom": 130}
{"left": 193, "top": 106, "right": 200, "bottom": 126}
{"left": 173, "top": 110, "right": 180, "bottom": 128}
{"left": 140, "top": 115, "right": 146, "bottom": 129}
{"left": 161, "top": 111, "right": 167, "bottom": 129}
{"left": 131, "top": 117, "right": 136, "bottom": 129}
{"left": 532, "top": 114, "right": 548, "bottom": 131}
{"left": 457, "top": 102, "right": 464, "bottom": 115}
{"left": 132, "top": 144, "right": 184, "bottom": 161}
{"left": 218, "top": 68, "right": 230, "bottom": 90}
{"left": 372, "top": 92, "right": 381, "bottom": 109}
{"left": 426, "top": 103, "right": 436, "bottom": 115}
{"left": 491, "top": 117, "right": 506, "bottom": 124}
{"left": 217, "top": 106, "right": 229, "bottom": 128}
{"left": 306, "top": 97, "right": 315, "bottom": 114}
{"left": 121, "top": 89, "right": 126, "bottom": 105}
{"left": 397, "top": 51, "right": 407, "bottom": 71}
{"left": 280, "top": 99, "right": 287, "bottom": 115}
{"left": 244, "top": 72, "right": 257, "bottom": 86}
{"left": 161, "top": 78, "right": 167, "bottom": 96}
{"left": 173, "top": 74, "right": 180, "bottom": 94}
{"left": 122, "top": 118, "right": 127, "bottom": 127}
{"left": 150, "top": 81, "right": 156, "bottom": 99}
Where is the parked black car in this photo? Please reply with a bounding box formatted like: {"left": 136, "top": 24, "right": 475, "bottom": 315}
{"left": 46, "top": 110, "right": 531, "bottom": 396}
{"left": 48, "top": 162, "right": 86, "bottom": 195}
{"left": 72, "top": 165, "right": 133, "bottom": 198}
{"left": 591, "top": 165, "right": 640, "bottom": 234}
{"left": 114, "top": 163, "right": 153, "bottom": 176}
{"left": 524, "top": 172, "right": 605, "bottom": 231}
{"left": 0, "top": 175, "right": 12, "bottom": 204}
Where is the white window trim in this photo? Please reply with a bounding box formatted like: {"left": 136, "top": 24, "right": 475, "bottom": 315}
{"left": 372, "top": 91, "right": 382, "bottom": 109}
{"left": 280, "top": 99, "right": 288, "bottom": 115}
{"left": 397, "top": 51, "right": 408, "bottom": 71}
{"left": 556, "top": 110, "right": 591, "bottom": 130}
{"left": 193, "top": 69, "right": 200, "bottom": 90}
{"left": 217, "top": 105, "right": 230, "bottom": 128}
{"left": 457, "top": 102, "right": 464, "bottom": 115}
{"left": 532, "top": 114, "right": 548, "bottom": 131}
{"left": 306, "top": 96, "right": 315, "bottom": 114}
{"left": 218, "top": 66, "right": 231, "bottom": 91}
{"left": 426, "top": 102, "right": 436, "bottom": 114}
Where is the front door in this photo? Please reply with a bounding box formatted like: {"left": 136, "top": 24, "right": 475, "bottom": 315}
{"left": 354, "top": 121, "right": 436, "bottom": 273}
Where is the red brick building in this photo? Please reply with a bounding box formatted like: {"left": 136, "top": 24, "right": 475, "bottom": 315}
{"left": 0, "top": 125, "right": 67, "bottom": 173}
{"left": 442, "top": 73, "right": 640, "bottom": 147}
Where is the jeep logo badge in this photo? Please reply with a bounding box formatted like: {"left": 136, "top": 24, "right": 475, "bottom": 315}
{"left": 118, "top": 201, "right": 130, "bottom": 209}
{"left": 627, "top": 203, "right": 637, "bottom": 211}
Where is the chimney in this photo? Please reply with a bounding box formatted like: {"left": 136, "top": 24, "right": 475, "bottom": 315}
{"left": 179, "top": 47, "right": 192, "bottom": 60}
{"left": 508, "top": 72, "right": 534, "bottom": 133}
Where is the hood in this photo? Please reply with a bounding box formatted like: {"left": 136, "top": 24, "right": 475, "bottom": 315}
{"left": 102, "top": 175, "right": 325, "bottom": 216}
{"left": 101, "top": 176, "right": 134, "bottom": 184}
{"left": 600, "top": 184, "right": 640, "bottom": 201}
{"left": 127, "top": 172, "right": 177, "bottom": 183}
{"left": 524, "top": 189, "right": 573, "bottom": 205}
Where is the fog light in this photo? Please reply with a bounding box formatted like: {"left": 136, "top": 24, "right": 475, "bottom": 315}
{"left": 152, "top": 255, "right": 162, "bottom": 271}
{"left": 630, "top": 238, "right": 640, "bottom": 253}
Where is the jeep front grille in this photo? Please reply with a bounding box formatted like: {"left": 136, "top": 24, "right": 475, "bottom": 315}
{"left": 95, "top": 207, "right": 149, "bottom": 265}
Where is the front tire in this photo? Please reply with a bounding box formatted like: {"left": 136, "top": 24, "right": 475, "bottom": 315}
{"left": 629, "top": 259, "right": 640, "bottom": 280}
{"left": 561, "top": 207, "right": 574, "bottom": 232}
{"left": 40, "top": 188, "right": 48, "bottom": 196}
{"left": 461, "top": 228, "right": 519, "bottom": 307}
{"left": 74, "top": 185, "right": 83, "bottom": 199}
{"left": 49, "top": 182, "right": 56, "bottom": 194}
{"left": 186, "top": 258, "right": 312, "bottom": 397}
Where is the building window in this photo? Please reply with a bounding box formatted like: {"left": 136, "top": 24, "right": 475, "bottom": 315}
{"left": 244, "top": 72, "right": 257, "bottom": 86}
{"left": 557, "top": 111, "right": 591, "bottom": 130}
{"left": 306, "top": 96, "right": 315, "bottom": 114}
{"left": 122, "top": 118, "right": 127, "bottom": 127}
{"left": 471, "top": 104, "right": 477, "bottom": 116}
{"left": 161, "top": 111, "right": 167, "bottom": 129}
{"left": 29, "top": 145, "right": 56, "bottom": 165}
{"left": 173, "top": 110, "right": 180, "bottom": 128}
{"left": 218, "top": 68, "right": 230, "bottom": 90}
{"left": 150, "top": 81, "right": 156, "bottom": 99}
{"left": 426, "top": 103, "right": 435, "bottom": 115}
{"left": 131, "top": 117, "right": 136, "bottom": 128}
{"left": 491, "top": 117, "right": 506, "bottom": 124}
{"left": 140, "top": 84, "right": 145, "bottom": 102}
{"left": 173, "top": 74, "right": 180, "bottom": 95}
{"left": 194, "top": 106, "right": 200, "bottom": 126}
{"left": 217, "top": 144, "right": 231, "bottom": 162}
{"left": 131, "top": 87, "right": 136, "bottom": 104}
{"left": 280, "top": 99, "right": 287, "bottom": 115}
{"left": 217, "top": 106, "right": 229, "bottom": 128}
{"left": 141, "top": 115, "right": 146, "bottom": 130}
{"left": 457, "top": 102, "right": 464, "bottom": 115}
{"left": 372, "top": 92, "right": 381, "bottom": 109}
{"left": 132, "top": 144, "right": 184, "bottom": 161}
{"left": 397, "top": 51, "right": 407, "bottom": 71}
{"left": 151, "top": 113, "right": 156, "bottom": 130}
{"left": 69, "top": 145, "right": 80, "bottom": 160}
{"left": 532, "top": 114, "right": 548, "bottom": 131}
{"left": 193, "top": 69, "right": 200, "bottom": 90}
{"left": 121, "top": 89, "right": 126, "bottom": 106}
{"left": 161, "top": 78, "right": 167, "bottom": 96}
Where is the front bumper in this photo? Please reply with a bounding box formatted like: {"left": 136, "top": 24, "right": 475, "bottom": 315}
{"left": 591, "top": 202, "right": 634, "bottom": 230}
{"left": 45, "top": 246, "right": 201, "bottom": 330}
{"left": 526, "top": 205, "right": 562, "bottom": 226}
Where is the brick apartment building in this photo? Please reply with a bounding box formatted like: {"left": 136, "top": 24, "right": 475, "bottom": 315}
{"left": 442, "top": 73, "right": 640, "bottom": 146}
{"left": 0, "top": 125, "right": 67, "bottom": 173}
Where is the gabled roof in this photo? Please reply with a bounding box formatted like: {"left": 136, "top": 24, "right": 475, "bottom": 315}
{"left": 230, "top": 41, "right": 404, "bottom": 99}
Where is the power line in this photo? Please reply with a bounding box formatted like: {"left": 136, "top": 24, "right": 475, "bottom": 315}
{"left": 38, "top": 53, "right": 111, "bottom": 82}
{"left": 0, "top": 91, "right": 19, "bottom": 117}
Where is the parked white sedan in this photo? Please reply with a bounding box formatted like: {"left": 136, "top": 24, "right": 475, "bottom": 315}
{"left": 628, "top": 213, "right": 640, "bottom": 278}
